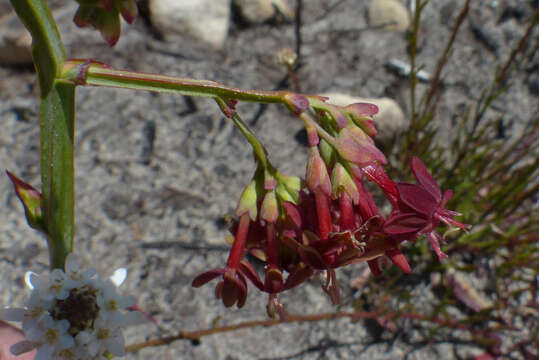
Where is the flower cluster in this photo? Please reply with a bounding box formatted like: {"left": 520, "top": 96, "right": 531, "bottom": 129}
{"left": 1, "top": 253, "right": 142, "bottom": 359}
{"left": 74, "top": 0, "right": 138, "bottom": 46}
{"left": 193, "top": 97, "right": 469, "bottom": 315}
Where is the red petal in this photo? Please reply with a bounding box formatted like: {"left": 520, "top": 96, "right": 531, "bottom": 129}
{"left": 297, "top": 244, "right": 326, "bottom": 270}
{"left": 283, "top": 266, "right": 314, "bottom": 290}
{"left": 411, "top": 157, "right": 442, "bottom": 202}
{"left": 236, "top": 272, "right": 248, "bottom": 308}
{"left": 191, "top": 268, "right": 225, "bottom": 287}
{"left": 239, "top": 260, "right": 264, "bottom": 290}
{"left": 282, "top": 201, "right": 302, "bottom": 228}
{"left": 397, "top": 183, "right": 438, "bottom": 216}
{"left": 441, "top": 189, "right": 453, "bottom": 207}
{"left": 360, "top": 163, "right": 398, "bottom": 206}
{"left": 386, "top": 248, "right": 411, "bottom": 273}
{"left": 383, "top": 213, "right": 429, "bottom": 237}
{"left": 221, "top": 271, "right": 246, "bottom": 308}
{"left": 367, "top": 259, "right": 382, "bottom": 277}
{"left": 264, "top": 268, "right": 284, "bottom": 293}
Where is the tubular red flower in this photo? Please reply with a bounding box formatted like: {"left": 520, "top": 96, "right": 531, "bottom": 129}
{"left": 226, "top": 214, "right": 250, "bottom": 269}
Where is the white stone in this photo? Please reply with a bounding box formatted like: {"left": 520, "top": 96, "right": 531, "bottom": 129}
{"left": 321, "top": 93, "right": 407, "bottom": 142}
{"left": 368, "top": 0, "right": 410, "bottom": 32}
{"left": 149, "top": 0, "right": 231, "bottom": 49}
{"left": 234, "top": 0, "right": 275, "bottom": 23}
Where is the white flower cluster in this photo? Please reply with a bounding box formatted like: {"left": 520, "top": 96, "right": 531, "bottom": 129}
{"left": 1, "top": 253, "right": 143, "bottom": 360}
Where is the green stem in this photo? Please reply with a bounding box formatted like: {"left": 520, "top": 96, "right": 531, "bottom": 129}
{"left": 63, "top": 60, "right": 312, "bottom": 172}
{"left": 408, "top": 0, "right": 424, "bottom": 129}
{"left": 11, "top": 0, "right": 73, "bottom": 270}
{"left": 229, "top": 110, "right": 269, "bottom": 169}
{"left": 67, "top": 61, "right": 287, "bottom": 104}
{"left": 41, "top": 81, "right": 76, "bottom": 270}
{"left": 299, "top": 113, "right": 335, "bottom": 146}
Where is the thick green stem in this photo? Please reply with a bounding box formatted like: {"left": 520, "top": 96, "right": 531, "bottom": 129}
{"left": 41, "top": 81, "right": 76, "bottom": 270}
{"left": 10, "top": 0, "right": 73, "bottom": 270}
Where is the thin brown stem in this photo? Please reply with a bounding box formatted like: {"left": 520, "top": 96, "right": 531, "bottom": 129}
{"left": 493, "top": 9, "right": 539, "bottom": 92}
{"left": 125, "top": 309, "right": 485, "bottom": 353}
{"left": 421, "top": 0, "right": 470, "bottom": 117}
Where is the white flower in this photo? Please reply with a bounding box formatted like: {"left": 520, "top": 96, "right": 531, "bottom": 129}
{"left": 63, "top": 252, "right": 97, "bottom": 290}
{"left": 98, "top": 279, "right": 135, "bottom": 313}
{"left": 0, "top": 253, "right": 143, "bottom": 360}
{"left": 76, "top": 313, "right": 126, "bottom": 358}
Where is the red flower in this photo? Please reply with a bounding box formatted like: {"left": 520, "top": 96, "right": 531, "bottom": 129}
{"left": 191, "top": 214, "right": 251, "bottom": 308}
{"left": 383, "top": 157, "right": 470, "bottom": 260}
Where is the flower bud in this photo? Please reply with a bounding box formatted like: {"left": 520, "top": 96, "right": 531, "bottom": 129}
{"left": 319, "top": 138, "right": 336, "bottom": 167}
{"left": 284, "top": 93, "right": 309, "bottom": 115}
{"left": 342, "top": 103, "right": 378, "bottom": 137}
{"left": 275, "top": 174, "right": 300, "bottom": 204}
{"left": 6, "top": 171, "right": 45, "bottom": 232}
{"left": 385, "top": 247, "right": 411, "bottom": 274}
{"left": 330, "top": 163, "right": 359, "bottom": 203}
{"left": 306, "top": 147, "right": 331, "bottom": 197}
{"left": 236, "top": 180, "right": 259, "bottom": 220}
{"left": 114, "top": 0, "right": 138, "bottom": 24}
{"left": 74, "top": 0, "right": 139, "bottom": 46}
{"left": 334, "top": 126, "right": 387, "bottom": 166}
{"left": 260, "top": 191, "right": 278, "bottom": 223}
{"left": 277, "top": 48, "right": 297, "bottom": 68}
{"left": 99, "top": 9, "right": 121, "bottom": 46}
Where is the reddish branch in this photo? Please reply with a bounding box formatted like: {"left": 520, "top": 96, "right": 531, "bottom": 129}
{"left": 125, "top": 309, "right": 487, "bottom": 353}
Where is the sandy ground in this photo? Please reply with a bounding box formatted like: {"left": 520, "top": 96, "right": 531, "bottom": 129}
{"left": 0, "top": 0, "right": 537, "bottom": 359}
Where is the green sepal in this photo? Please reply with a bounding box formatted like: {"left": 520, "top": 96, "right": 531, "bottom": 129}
{"left": 236, "top": 179, "right": 259, "bottom": 220}
{"left": 260, "top": 191, "right": 278, "bottom": 223}
{"left": 319, "top": 138, "right": 336, "bottom": 167}
{"left": 330, "top": 163, "right": 359, "bottom": 203}
{"left": 275, "top": 173, "right": 301, "bottom": 204}
{"left": 6, "top": 171, "right": 46, "bottom": 232}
